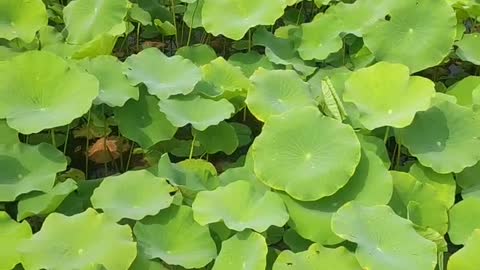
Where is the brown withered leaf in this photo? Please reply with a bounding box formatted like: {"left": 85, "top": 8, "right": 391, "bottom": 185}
{"left": 88, "top": 137, "right": 130, "bottom": 164}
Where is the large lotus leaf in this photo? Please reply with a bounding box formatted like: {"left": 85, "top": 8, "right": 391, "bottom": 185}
{"left": 343, "top": 62, "right": 435, "bottom": 130}
{"left": 0, "top": 0, "right": 47, "bottom": 42}
{"left": 280, "top": 148, "right": 392, "bottom": 245}
{"left": 0, "top": 119, "right": 18, "bottom": 144}
{"left": 79, "top": 55, "right": 139, "bottom": 107}
{"left": 158, "top": 96, "right": 235, "bottom": 131}
{"left": 332, "top": 203, "right": 437, "bottom": 270}
{"left": 90, "top": 170, "right": 175, "bottom": 221}
{"left": 447, "top": 229, "right": 480, "bottom": 270}
{"left": 0, "top": 211, "right": 32, "bottom": 270}
{"left": 446, "top": 76, "right": 480, "bottom": 109}
{"left": 63, "top": 0, "right": 128, "bottom": 44}
{"left": 17, "top": 179, "right": 77, "bottom": 220}
{"left": 363, "top": 0, "right": 456, "bottom": 72}
{"left": 176, "top": 44, "right": 217, "bottom": 66}
{"left": 457, "top": 162, "right": 480, "bottom": 199}
{"left": 228, "top": 51, "right": 275, "bottom": 77}
{"left": 193, "top": 121, "right": 239, "bottom": 155}
{"left": 192, "top": 180, "right": 289, "bottom": 232}
{"left": 133, "top": 205, "right": 217, "bottom": 268}
{"left": 202, "top": 0, "right": 287, "bottom": 40}
{"left": 273, "top": 243, "right": 362, "bottom": 270}
{"left": 212, "top": 230, "right": 267, "bottom": 270}
{"left": 252, "top": 107, "right": 360, "bottom": 201}
{"left": 448, "top": 197, "right": 480, "bottom": 245}
{"left": 456, "top": 33, "right": 480, "bottom": 65}
{"left": 115, "top": 90, "right": 177, "bottom": 149}
{"left": 200, "top": 57, "right": 252, "bottom": 95}
{"left": 124, "top": 48, "right": 202, "bottom": 100}
{"left": 0, "top": 143, "right": 67, "bottom": 202}
{"left": 246, "top": 69, "right": 316, "bottom": 122}
{"left": 0, "top": 51, "right": 99, "bottom": 134}
{"left": 409, "top": 163, "right": 456, "bottom": 208}
{"left": 20, "top": 208, "right": 137, "bottom": 270}
{"left": 389, "top": 171, "right": 449, "bottom": 235}
{"left": 396, "top": 100, "right": 480, "bottom": 173}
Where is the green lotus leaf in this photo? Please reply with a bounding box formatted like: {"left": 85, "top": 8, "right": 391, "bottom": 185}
{"left": 447, "top": 229, "right": 480, "bottom": 270}
{"left": 280, "top": 148, "right": 392, "bottom": 245}
{"left": 0, "top": 0, "right": 47, "bottom": 42}
{"left": 200, "top": 57, "right": 252, "bottom": 95}
{"left": 130, "top": 246, "right": 169, "bottom": 270}
{"left": 0, "top": 120, "right": 18, "bottom": 144}
{"left": 183, "top": 0, "right": 204, "bottom": 29}
{"left": 246, "top": 69, "right": 316, "bottom": 122}
{"left": 456, "top": 33, "right": 480, "bottom": 65}
{"left": 356, "top": 134, "right": 391, "bottom": 168}
{"left": 0, "top": 211, "right": 32, "bottom": 270}
{"left": 446, "top": 76, "right": 480, "bottom": 109}
{"left": 457, "top": 162, "right": 480, "bottom": 199}
{"left": 64, "top": 0, "right": 128, "bottom": 44}
{"left": 389, "top": 171, "right": 449, "bottom": 235}
{"left": 56, "top": 179, "right": 102, "bottom": 216}
{"left": 212, "top": 230, "right": 267, "bottom": 270}
{"left": 192, "top": 180, "right": 289, "bottom": 232}
{"left": 124, "top": 48, "right": 202, "bottom": 100}
{"left": 273, "top": 243, "right": 362, "bottom": 270}
{"left": 129, "top": 4, "right": 152, "bottom": 26}
{"left": 448, "top": 197, "right": 480, "bottom": 245}
{"left": 363, "top": 0, "right": 456, "bottom": 72}
{"left": 332, "top": 203, "right": 437, "bottom": 270}
{"left": 158, "top": 96, "right": 235, "bottom": 131}
{"left": 252, "top": 107, "right": 361, "bottom": 201}
{"left": 17, "top": 179, "right": 77, "bottom": 220}
{"left": 115, "top": 90, "right": 177, "bottom": 149}
{"left": 79, "top": 55, "right": 139, "bottom": 107}
{"left": 0, "top": 51, "right": 99, "bottom": 134}
{"left": 343, "top": 62, "right": 435, "bottom": 130}
{"left": 133, "top": 205, "right": 217, "bottom": 268}
{"left": 396, "top": 100, "right": 480, "bottom": 173}
{"left": 90, "top": 170, "right": 175, "bottom": 221}
{"left": 72, "top": 31, "right": 122, "bottom": 59}
{"left": 231, "top": 122, "right": 253, "bottom": 147}
{"left": 282, "top": 229, "right": 313, "bottom": 252}
{"left": 308, "top": 67, "right": 352, "bottom": 103}
{"left": 176, "top": 44, "right": 217, "bottom": 66}
{"left": 20, "top": 208, "right": 137, "bottom": 270}
{"left": 202, "top": 0, "right": 287, "bottom": 40}
{"left": 228, "top": 51, "right": 276, "bottom": 77}
{"left": 193, "top": 121, "right": 239, "bottom": 155}
{"left": 0, "top": 143, "right": 67, "bottom": 202}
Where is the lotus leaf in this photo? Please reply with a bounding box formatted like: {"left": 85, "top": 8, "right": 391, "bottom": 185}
{"left": 447, "top": 229, "right": 480, "bottom": 270}
{"left": 0, "top": 211, "right": 32, "bottom": 270}
{"left": 133, "top": 205, "right": 217, "bottom": 268}
{"left": 0, "top": 143, "right": 67, "bottom": 202}
{"left": 246, "top": 69, "right": 316, "bottom": 121}
{"left": 124, "top": 48, "right": 202, "bottom": 100}
{"left": 396, "top": 99, "right": 480, "bottom": 173}
{"left": 343, "top": 62, "right": 435, "bottom": 130}
{"left": 183, "top": 0, "right": 204, "bottom": 29}
{"left": 200, "top": 57, "right": 252, "bottom": 95}
{"left": 332, "top": 203, "right": 437, "bottom": 270}
{"left": 446, "top": 76, "right": 480, "bottom": 109}
{"left": 252, "top": 107, "right": 361, "bottom": 201}
{"left": 456, "top": 33, "right": 480, "bottom": 65}
{"left": 0, "top": 120, "right": 18, "bottom": 144}
{"left": 448, "top": 197, "right": 480, "bottom": 245}
{"left": 20, "top": 208, "right": 137, "bottom": 270}
{"left": 0, "top": 51, "right": 99, "bottom": 134}
{"left": 229, "top": 51, "right": 275, "bottom": 77}
{"left": 129, "top": 4, "right": 152, "bottom": 26}
{"left": 0, "top": 0, "right": 47, "bottom": 42}
{"left": 457, "top": 162, "right": 480, "bottom": 199}
{"left": 193, "top": 121, "right": 239, "bottom": 155}
{"left": 176, "top": 44, "right": 217, "bottom": 66}
{"left": 212, "top": 230, "right": 267, "bottom": 270}
{"left": 90, "top": 170, "right": 175, "bottom": 221}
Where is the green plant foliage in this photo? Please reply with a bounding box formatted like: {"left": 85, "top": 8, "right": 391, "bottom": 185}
{"left": 456, "top": 33, "right": 480, "bottom": 65}
{"left": 446, "top": 76, "right": 480, "bottom": 109}
{"left": 448, "top": 197, "right": 480, "bottom": 245}
{"left": 229, "top": 51, "right": 276, "bottom": 77}
{"left": 456, "top": 162, "right": 480, "bottom": 199}
{"left": 0, "top": 212, "right": 32, "bottom": 270}
{"left": 193, "top": 121, "right": 239, "bottom": 155}
{"left": 198, "top": 57, "right": 252, "bottom": 96}
{"left": 0, "top": 0, "right": 47, "bottom": 42}
{"left": 447, "top": 229, "right": 480, "bottom": 270}
{"left": 0, "top": 119, "right": 18, "bottom": 144}
{"left": 176, "top": 44, "right": 217, "bottom": 66}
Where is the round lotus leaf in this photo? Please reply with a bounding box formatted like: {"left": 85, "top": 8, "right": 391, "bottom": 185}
{"left": 0, "top": 0, "right": 47, "bottom": 42}
{"left": 79, "top": 55, "right": 139, "bottom": 107}
{"left": 273, "top": 244, "right": 362, "bottom": 270}
{"left": 344, "top": 62, "right": 435, "bottom": 130}
{"left": 0, "top": 211, "right": 32, "bottom": 270}
{"left": 200, "top": 57, "right": 252, "bottom": 95}
{"left": 193, "top": 121, "right": 239, "bottom": 155}
{"left": 280, "top": 148, "right": 392, "bottom": 245}
{"left": 448, "top": 197, "right": 480, "bottom": 245}
{"left": 246, "top": 69, "right": 316, "bottom": 122}
{"left": 456, "top": 33, "right": 480, "bottom": 65}
{"left": 0, "top": 120, "right": 18, "bottom": 144}
{"left": 448, "top": 229, "right": 480, "bottom": 270}
{"left": 363, "top": 0, "right": 456, "bottom": 72}
{"left": 133, "top": 205, "right": 217, "bottom": 268}
{"left": 252, "top": 107, "right": 361, "bottom": 201}
{"left": 228, "top": 51, "right": 276, "bottom": 77}
{"left": 90, "top": 170, "right": 175, "bottom": 222}
{"left": 0, "top": 143, "right": 67, "bottom": 202}
{"left": 115, "top": 91, "right": 177, "bottom": 149}
{"left": 192, "top": 180, "right": 289, "bottom": 232}
{"left": 0, "top": 51, "right": 99, "bottom": 134}
{"left": 202, "top": 0, "right": 287, "bottom": 40}
{"left": 124, "top": 48, "right": 202, "bottom": 100}
{"left": 63, "top": 0, "right": 128, "bottom": 44}
{"left": 176, "top": 44, "right": 217, "bottom": 66}
{"left": 20, "top": 208, "right": 137, "bottom": 270}
{"left": 396, "top": 100, "right": 480, "bottom": 173}
{"left": 17, "top": 179, "right": 77, "bottom": 220}
{"left": 158, "top": 96, "right": 235, "bottom": 131}
{"left": 212, "top": 230, "right": 267, "bottom": 270}
{"left": 457, "top": 162, "right": 480, "bottom": 199}
{"left": 332, "top": 203, "right": 437, "bottom": 270}
{"left": 409, "top": 163, "right": 456, "bottom": 208}
{"left": 446, "top": 76, "right": 480, "bottom": 109}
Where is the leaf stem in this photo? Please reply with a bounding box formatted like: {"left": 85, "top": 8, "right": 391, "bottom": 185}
{"left": 170, "top": 0, "right": 179, "bottom": 46}
{"left": 136, "top": 22, "right": 141, "bottom": 52}
{"left": 383, "top": 126, "right": 390, "bottom": 144}
{"left": 248, "top": 29, "right": 252, "bottom": 52}
{"left": 51, "top": 128, "right": 57, "bottom": 147}
{"left": 186, "top": 0, "right": 199, "bottom": 46}
{"left": 63, "top": 124, "right": 70, "bottom": 155}
{"left": 189, "top": 133, "right": 196, "bottom": 159}
{"left": 85, "top": 109, "right": 91, "bottom": 179}
{"left": 126, "top": 142, "right": 135, "bottom": 171}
